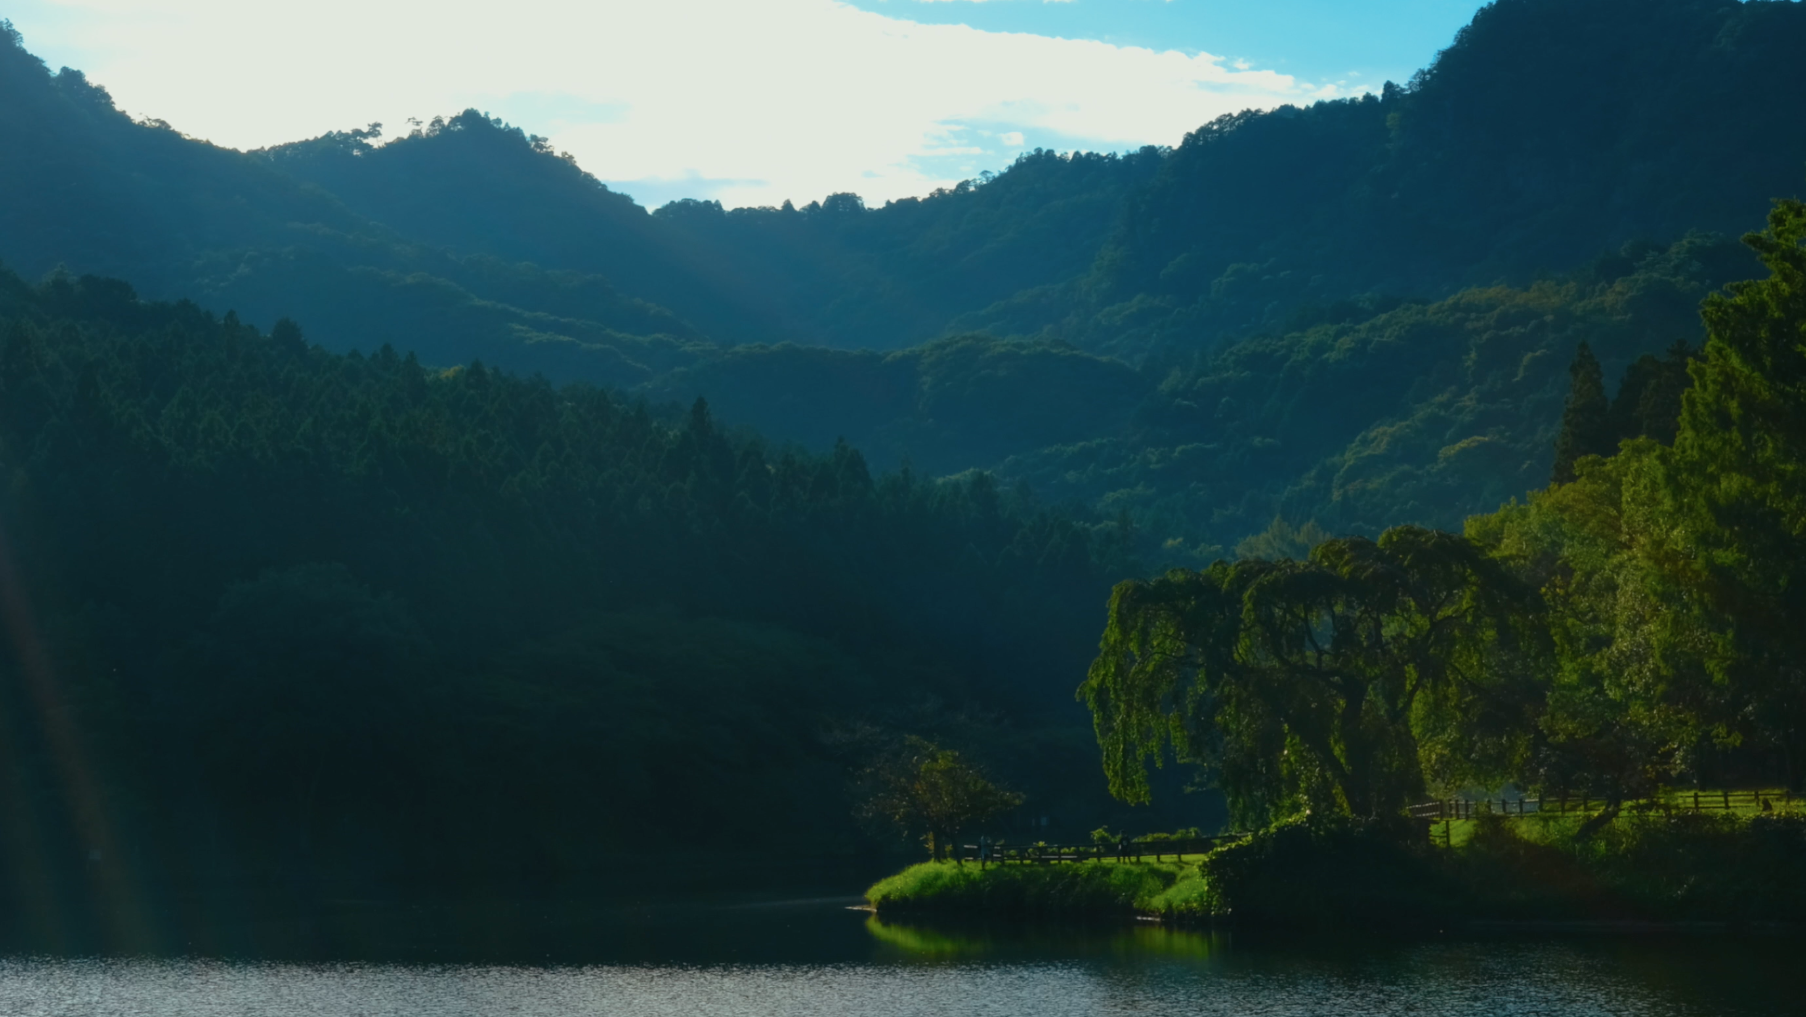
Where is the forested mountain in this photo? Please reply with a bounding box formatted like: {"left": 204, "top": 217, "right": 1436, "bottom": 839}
{"left": 257, "top": 115, "right": 783, "bottom": 349}
{"left": 1002, "top": 235, "right": 1757, "bottom": 557}
{"left": 644, "top": 147, "right": 1165, "bottom": 351}
{"left": 998, "top": 0, "right": 1806, "bottom": 360}
{"left": 8, "top": 0, "right": 1802, "bottom": 370}
{"left": 267, "top": 121, "right": 1166, "bottom": 352}
{"left": 0, "top": 268, "right": 1180, "bottom": 916}
{"left": 641, "top": 235, "right": 1756, "bottom": 554}
{"left": 0, "top": 32, "right": 709, "bottom": 389}
{"left": 12, "top": 0, "right": 1792, "bottom": 557}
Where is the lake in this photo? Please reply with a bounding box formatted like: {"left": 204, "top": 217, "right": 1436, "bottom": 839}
{"left": 0, "top": 894, "right": 1794, "bottom": 1016}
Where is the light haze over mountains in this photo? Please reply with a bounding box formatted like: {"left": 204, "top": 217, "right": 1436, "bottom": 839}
{"left": 4, "top": 0, "right": 1484, "bottom": 207}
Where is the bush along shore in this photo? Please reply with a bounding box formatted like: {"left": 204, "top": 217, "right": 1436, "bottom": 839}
{"left": 865, "top": 809, "right": 1806, "bottom": 930}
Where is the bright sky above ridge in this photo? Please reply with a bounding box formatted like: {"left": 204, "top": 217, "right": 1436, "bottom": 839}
{"left": 5, "top": 0, "right": 1485, "bottom": 209}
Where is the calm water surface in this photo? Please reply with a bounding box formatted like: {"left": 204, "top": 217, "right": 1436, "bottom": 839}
{"left": 0, "top": 898, "right": 1793, "bottom": 1016}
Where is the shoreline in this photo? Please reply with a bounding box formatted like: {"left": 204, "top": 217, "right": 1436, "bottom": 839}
{"left": 865, "top": 811, "right": 1806, "bottom": 934}
{"left": 871, "top": 900, "right": 1806, "bottom": 938}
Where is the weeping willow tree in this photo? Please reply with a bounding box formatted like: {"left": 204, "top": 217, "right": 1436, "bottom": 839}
{"left": 1080, "top": 526, "right": 1546, "bottom": 829}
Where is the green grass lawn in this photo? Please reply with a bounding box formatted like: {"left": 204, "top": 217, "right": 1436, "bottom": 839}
{"left": 868, "top": 803, "right": 1806, "bottom": 927}
{"left": 1428, "top": 790, "right": 1805, "bottom": 849}
{"left": 866, "top": 858, "right": 1212, "bottom": 918}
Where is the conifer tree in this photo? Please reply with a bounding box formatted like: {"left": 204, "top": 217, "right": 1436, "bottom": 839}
{"left": 1666, "top": 198, "right": 1806, "bottom": 786}
{"left": 1551, "top": 341, "right": 1613, "bottom": 483}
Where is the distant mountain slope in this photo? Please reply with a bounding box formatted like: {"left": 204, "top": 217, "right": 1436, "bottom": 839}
{"left": 647, "top": 147, "right": 1165, "bottom": 350}
{"left": 257, "top": 114, "right": 789, "bottom": 348}
{"left": 1001, "top": 235, "right": 1756, "bottom": 557}
{"left": 261, "top": 115, "right": 1166, "bottom": 351}
{"left": 0, "top": 32, "right": 359, "bottom": 293}
{"left": 968, "top": 0, "right": 1806, "bottom": 358}
{"left": 3, "top": 0, "right": 1804, "bottom": 554}
{"left": 641, "top": 333, "right": 1155, "bottom": 475}
{"left": 0, "top": 31, "right": 706, "bottom": 385}
{"left": 8, "top": 0, "right": 1803, "bottom": 370}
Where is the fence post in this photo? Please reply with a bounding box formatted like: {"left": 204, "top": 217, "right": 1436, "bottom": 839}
{"left": 1723, "top": 790, "right": 1731, "bottom": 812}
{"left": 1694, "top": 791, "right": 1700, "bottom": 814}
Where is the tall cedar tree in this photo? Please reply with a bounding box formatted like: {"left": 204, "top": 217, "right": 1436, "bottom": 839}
{"left": 1667, "top": 198, "right": 1806, "bottom": 785}
{"left": 1552, "top": 341, "right": 1614, "bottom": 483}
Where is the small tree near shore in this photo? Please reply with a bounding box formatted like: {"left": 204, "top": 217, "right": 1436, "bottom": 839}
{"left": 859, "top": 737, "right": 1024, "bottom": 860}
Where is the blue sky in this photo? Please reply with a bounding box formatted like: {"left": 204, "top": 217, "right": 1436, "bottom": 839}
{"left": 4, "top": 0, "right": 1486, "bottom": 208}
{"left": 843, "top": 0, "right": 1482, "bottom": 80}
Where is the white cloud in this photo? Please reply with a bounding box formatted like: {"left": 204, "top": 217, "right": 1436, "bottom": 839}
{"left": 12, "top": 0, "right": 1344, "bottom": 208}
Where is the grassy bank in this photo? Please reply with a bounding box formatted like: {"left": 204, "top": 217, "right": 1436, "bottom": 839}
{"left": 865, "top": 811, "right": 1806, "bottom": 929}
{"left": 866, "top": 858, "right": 1209, "bottom": 919}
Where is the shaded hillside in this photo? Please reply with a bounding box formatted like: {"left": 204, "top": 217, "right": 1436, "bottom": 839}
{"left": 648, "top": 147, "right": 1165, "bottom": 350}
{"left": 0, "top": 31, "right": 358, "bottom": 294}
{"left": 8, "top": 0, "right": 1805, "bottom": 373}
{"left": 995, "top": 235, "right": 1756, "bottom": 559}
{"left": 0, "top": 29, "right": 705, "bottom": 386}
{"left": 642, "top": 334, "right": 1155, "bottom": 474}
{"left": 0, "top": 266, "right": 1178, "bottom": 912}
{"left": 260, "top": 0, "right": 1806, "bottom": 361}
{"left": 4, "top": 0, "right": 1805, "bottom": 561}
{"left": 968, "top": 0, "right": 1806, "bottom": 358}
{"left": 257, "top": 114, "right": 789, "bottom": 348}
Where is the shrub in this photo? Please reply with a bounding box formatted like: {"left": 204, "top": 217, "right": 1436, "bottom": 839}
{"left": 1196, "top": 813, "right": 1453, "bottom": 928}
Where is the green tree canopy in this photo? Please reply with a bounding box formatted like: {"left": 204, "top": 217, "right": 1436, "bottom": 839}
{"left": 1664, "top": 197, "right": 1806, "bottom": 784}
{"left": 858, "top": 737, "right": 1024, "bottom": 859}
{"left": 1469, "top": 200, "right": 1806, "bottom": 796}
{"left": 1081, "top": 526, "right": 1545, "bottom": 828}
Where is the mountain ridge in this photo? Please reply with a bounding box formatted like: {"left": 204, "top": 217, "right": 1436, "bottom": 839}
{"left": 2, "top": 0, "right": 1801, "bottom": 554}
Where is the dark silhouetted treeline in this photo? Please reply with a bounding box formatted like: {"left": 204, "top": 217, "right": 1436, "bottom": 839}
{"left": 0, "top": 267, "right": 1163, "bottom": 914}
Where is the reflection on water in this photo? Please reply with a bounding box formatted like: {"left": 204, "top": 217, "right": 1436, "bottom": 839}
{"left": 864, "top": 914, "right": 1225, "bottom": 963}
{"left": 0, "top": 903, "right": 1793, "bottom": 1016}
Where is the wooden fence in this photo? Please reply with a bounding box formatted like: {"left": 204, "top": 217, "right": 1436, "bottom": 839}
{"left": 956, "top": 835, "right": 1244, "bottom": 866}
{"left": 1408, "top": 788, "right": 1802, "bottom": 821}
{"left": 953, "top": 789, "right": 1802, "bottom": 866}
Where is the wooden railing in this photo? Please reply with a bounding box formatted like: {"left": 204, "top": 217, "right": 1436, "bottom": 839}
{"left": 949, "top": 790, "right": 1802, "bottom": 867}
{"left": 956, "top": 835, "right": 1245, "bottom": 866}
{"left": 1408, "top": 788, "right": 1803, "bottom": 820}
